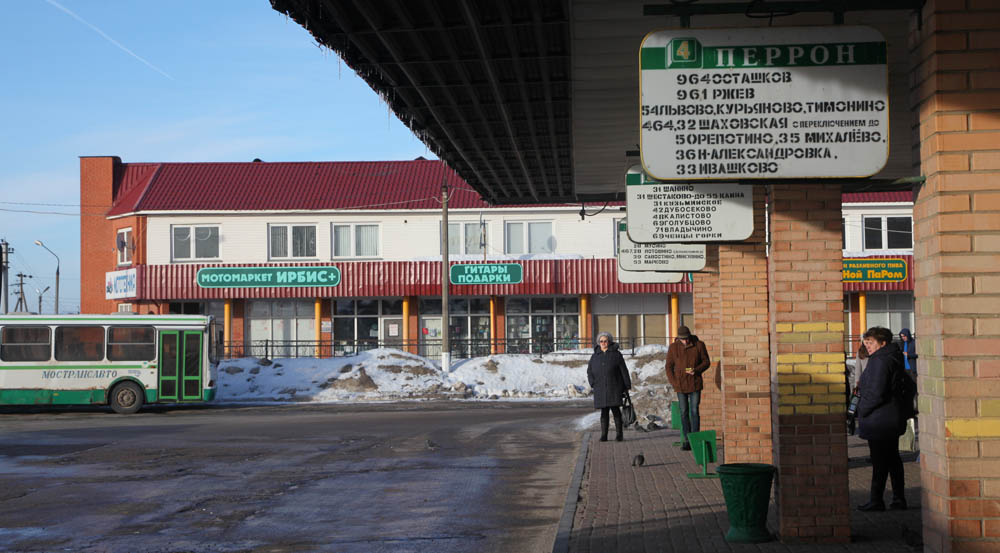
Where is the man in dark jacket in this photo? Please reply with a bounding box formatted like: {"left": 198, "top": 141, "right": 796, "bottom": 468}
{"left": 665, "top": 326, "right": 711, "bottom": 450}
{"left": 587, "top": 331, "right": 632, "bottom": 442}
{"left": 857, "top": 326, "right": 908, "bottom": 511}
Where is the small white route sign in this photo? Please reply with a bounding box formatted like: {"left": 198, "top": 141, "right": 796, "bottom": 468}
{"left": 640, "top": 26, "right": 889, "bottom": 180}
{"left": 625, "top": 165, "right": 753, "bottom": 243}
{"left": 617, "top": 263, "right": 683, "bottom": 284}
{"left": 618, "top": 221, "right": 706, "bottom": 271}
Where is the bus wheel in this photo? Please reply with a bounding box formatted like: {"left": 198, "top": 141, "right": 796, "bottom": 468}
{"left": 110, "top": 381, "right": 144, "bottom": 415}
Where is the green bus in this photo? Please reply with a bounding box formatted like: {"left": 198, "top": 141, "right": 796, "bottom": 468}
{"left": 0, "top": 314, "right": 217, "bottom": 414}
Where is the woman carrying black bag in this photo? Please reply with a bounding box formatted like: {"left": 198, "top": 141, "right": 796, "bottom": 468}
{"left": 587, "top": 331, "right": 632, "bottom": 442}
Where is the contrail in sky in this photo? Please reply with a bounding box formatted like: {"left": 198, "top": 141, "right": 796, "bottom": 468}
{"left": 43, "top": 0, "right": 174, "bottom": 80}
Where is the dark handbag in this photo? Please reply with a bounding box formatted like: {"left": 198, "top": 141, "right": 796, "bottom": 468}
{"left": 846, "top": 386, "right": 861, "bottom": 435}
{"left": 621, "top": 392, "right": 637, "bottom": 427}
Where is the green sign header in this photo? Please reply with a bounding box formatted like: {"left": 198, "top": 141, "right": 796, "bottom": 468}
{"left": 450, "top": 263, "right": 523, "bottom": 285}
{"left": 842, "top": 258, "right": 907, "bottom": 283}
{"left": 641, "top": 40, "right": 886, "bottom": 70}
{"left": 197, "top": 266, "right": 341, "bottom": 288}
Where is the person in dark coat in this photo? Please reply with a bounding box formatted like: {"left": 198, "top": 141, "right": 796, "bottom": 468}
{"left": 857, "top": 326, "right": 908, "bottom": 512}
{"left": 587, "top": 331, "right": 632, "bottom": 442}
{"left": 899, "top": 328, "right": 917, "bottom": 378}
{"left": 665, "top": 326, "right": 711, "bottom": 450}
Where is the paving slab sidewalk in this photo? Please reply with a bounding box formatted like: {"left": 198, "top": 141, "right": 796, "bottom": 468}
{"left": 557, "top": 429, "right": 922, "bottom": 553}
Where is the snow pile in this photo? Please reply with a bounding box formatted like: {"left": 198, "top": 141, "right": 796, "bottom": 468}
{"left": 215, "top": 344, "right": 677, "bottom": 424}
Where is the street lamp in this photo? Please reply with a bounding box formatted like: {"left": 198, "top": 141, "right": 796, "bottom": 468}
{"left": 35, "top": 286, "right": 50, "bottom": 314}
{"left": 34, "top": 240, "right": 59, "bottom": 314}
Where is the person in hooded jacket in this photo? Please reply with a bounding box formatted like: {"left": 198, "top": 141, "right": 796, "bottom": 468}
{"left": 899, "top": 328, "right": 917, "bottom": 379}
{"left": 587, "top": 331, "right": 632, "bottom": 442}
{"left": 857, "top": 326, "right": 908, "bottom": 512}
{"left": 666, "top": 326, "right": 711, "bottom": 450}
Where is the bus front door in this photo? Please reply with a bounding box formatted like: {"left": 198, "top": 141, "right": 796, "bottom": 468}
{"left": 158, "top": 330, "right": 204, "bottom": 402}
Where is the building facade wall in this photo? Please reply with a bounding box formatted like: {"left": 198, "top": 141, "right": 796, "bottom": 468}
{"left": 142, "top": 208, "right": 622, "bottom": 265}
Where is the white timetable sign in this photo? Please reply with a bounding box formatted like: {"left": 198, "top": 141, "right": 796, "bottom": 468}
{"left": 625, "top": 165, "right": 753, "bottom": 243}
{"left": 618, "top": 222, "right": 706, "bottom": 272}
{"left": 640, "top": 26, "right": 889, "bottom": 180}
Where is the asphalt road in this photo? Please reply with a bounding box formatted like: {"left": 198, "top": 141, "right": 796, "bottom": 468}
{"left": 0, "top": 401, "right": 591, "bottom": 553}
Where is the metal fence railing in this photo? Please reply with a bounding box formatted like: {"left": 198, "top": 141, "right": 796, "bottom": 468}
{"left": 215, "top": 336, "right": 660, "bottom": 360}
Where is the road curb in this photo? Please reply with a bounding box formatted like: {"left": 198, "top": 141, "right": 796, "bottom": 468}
{"left": 551, "top": 431, "right": 590, "bottom": 553}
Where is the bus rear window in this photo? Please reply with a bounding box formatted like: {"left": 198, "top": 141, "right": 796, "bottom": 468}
{"left": 108, "top": 326, "right": 156, "bottom": 361}
{"left": 1, "top": 326, "right": 52, "bottom": 362}
{"left": 55, "top": 326, "right": 106, "bottom": 361}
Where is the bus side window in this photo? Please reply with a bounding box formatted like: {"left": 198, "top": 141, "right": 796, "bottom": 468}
{"left": 108, "top": 326, "right": 156, "bottom": 361}
{"left": 0, "top": 326, "right": 52, "bottom": 362}
{"left": 55, "top": 326, "right": 105, "bottom": 361}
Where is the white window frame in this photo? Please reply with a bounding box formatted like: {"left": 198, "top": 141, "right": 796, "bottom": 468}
{"left": 862, "top": 215, "right": 913, "bottom": 251}
{"left": 267, "top": 223, "right": 318, "bottom": 260}
{"left": 171, "top": 224, "right": 221, "bottom": 262}
{"left": 440, "top": 221, "right": 488, "bottom": 255}
{"left": 331, "top": 222, "right": 380, "bottom": 259}
{"left": 504, "top": 220, "right": 555, "bottom": 255}
{"left": 116, "top": 228, "right": 133, "bottom": 266}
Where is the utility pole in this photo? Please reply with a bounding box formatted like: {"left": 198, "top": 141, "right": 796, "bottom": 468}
{"left": 441, "top": 178, "right": 450, "bottom": 372}
{"left": 1, "top": 239, "right": 10, "bottom": 314}
{"left": 13, "top": 272, "right": 31, "bottom": 313}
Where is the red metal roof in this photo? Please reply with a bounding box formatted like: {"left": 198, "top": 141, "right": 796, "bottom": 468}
{"left": 107, "top": 160, "right": 492, "bottom": 216}
{"left": 137, "top": 259, "right": 692, "bottom": 299}
{"left": 842, "top": 254, "right": 914, "bottom": 292}
{"left": 841, "top": 191, "right": 913, "bottom": 204}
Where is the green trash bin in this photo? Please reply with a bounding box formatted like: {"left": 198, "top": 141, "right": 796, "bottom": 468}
{"left": 717, "top": 463, "right": 776, "bottom": 543}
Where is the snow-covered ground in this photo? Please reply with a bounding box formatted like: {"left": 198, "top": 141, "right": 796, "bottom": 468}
{"left": 216, "top": 345, "right": 678, "bottom": 425}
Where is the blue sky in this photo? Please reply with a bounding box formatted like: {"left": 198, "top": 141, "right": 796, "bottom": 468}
{"left": 0, "top": 1, "right": 430, "bottom": 313}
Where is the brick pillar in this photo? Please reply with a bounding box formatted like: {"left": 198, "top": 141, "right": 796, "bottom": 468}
{"left": 911, "top": 1, "right": 1000, "bottom": 549}
{"left": 719, "top": 185, "right": 772, "bottom": 463}
{"left": 694, "top": 244, "right": 724, "bottom": 435}
{"left": 770, "top": 183, "right": 849, "bottom": 543}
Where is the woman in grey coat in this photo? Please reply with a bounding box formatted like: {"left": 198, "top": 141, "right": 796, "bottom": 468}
{"left": 587, "top": 332, "right": 632, "bottom": 442}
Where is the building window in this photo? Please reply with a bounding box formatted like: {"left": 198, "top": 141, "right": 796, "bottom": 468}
{"left": 331, "top": 298, "right": 404, "bottom": 354}
{"left": 613, "top": 218, "right": 625, "bottom": 255}
{"left": 270, "top": 224, "right": 316, "bottom": 259}
{"left": 440, "top": 222, "right": 486, "bottom": 255}
{"left": 863, "top": 216, "right": 912, "bottom": 250}
{"left": 505, "top": 296, "right": 578, "bottom": 353}
{"left": 247, "top": 300, "right": 316, "bottom": 357}
{"left": 116, "top": 228, "right": 132, "bottom": 265}
{"left": 332, "top": 223, "right": 379, "bottom": 258}
{"left": 865, "top": 293, "right": 914, "bottom": 335}
{"left": 172, "top": 225, "right": 220, "bottom": 261}
{"left": 505, "top": 221, "right": 554, "bottom": 254}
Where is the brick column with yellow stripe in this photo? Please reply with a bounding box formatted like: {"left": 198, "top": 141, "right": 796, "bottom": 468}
{"left": 770, "top": 183, "right": 849, "bottom": 543}
{"left": 912, "top": 1, "right": 1000, "bottom": 548}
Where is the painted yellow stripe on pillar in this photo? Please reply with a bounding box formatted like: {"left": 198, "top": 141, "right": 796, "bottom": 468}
{"left": 858, "top": 292, "right": 867, "bottom": 335}
{"left": 946, "top": 418, "right": 1000, "bottom": 438}
{"left": 224, "top": 299, "right": 232, "bottom": 357}
{"left": 315, "top": 298, "right": 322, "bottom": 358}
{"left": 670, "top": 293, "right": 679, "bottom": 340}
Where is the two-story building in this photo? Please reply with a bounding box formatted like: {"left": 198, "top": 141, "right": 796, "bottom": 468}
{"left": 841, "top": 190, "right": 915, "bottom": 353}
{"left": 82, "top": 156, "right": 914, "bottom": 358}
{"left": 81, "top": 156, "right": 694, "bottom": 358}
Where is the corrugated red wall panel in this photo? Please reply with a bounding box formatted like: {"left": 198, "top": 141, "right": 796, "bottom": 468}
{"left": 138, "top": 259, "right": 692, "bottom": 300}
